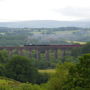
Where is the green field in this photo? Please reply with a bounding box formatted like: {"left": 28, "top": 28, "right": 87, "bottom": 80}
{"left": 66, "top": 40, "right": 86, "bottom": 44}
{"left": 39, "top": 69, "right": 55, "bottom": 73}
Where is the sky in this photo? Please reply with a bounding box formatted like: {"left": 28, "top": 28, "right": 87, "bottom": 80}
{"left": 0, "top": 0, "right": 90, "bottom": 22}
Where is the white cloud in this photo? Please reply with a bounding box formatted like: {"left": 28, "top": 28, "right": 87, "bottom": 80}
{"left": 0, "top": 0, "right": 90, "bottom": 21}
{"left": 55, "top": 7, "right": 90, "bottom": 20}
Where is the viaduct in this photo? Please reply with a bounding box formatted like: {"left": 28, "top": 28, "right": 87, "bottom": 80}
{"left": 0, "top": 45, "right": 83, "bottom": 62}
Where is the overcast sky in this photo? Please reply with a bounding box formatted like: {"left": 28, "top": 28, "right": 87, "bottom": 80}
{"left": 0, "top": 0, "right": 90, "bottom": 22}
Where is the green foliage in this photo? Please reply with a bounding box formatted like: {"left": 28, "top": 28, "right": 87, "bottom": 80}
{"left": 0, "top": 48, "right": 89, "bottom": 90}
{"left": 64, "top": 56, "right": 79, "bottom": 63}
{"left": 5, "top": 55, "right": 38, "bottom": 83}
{"left": 0, "top": 78, "right": 47, "bottom": 90}
{"left": 18, "top": 83, "right": 46, "bottom": 90}
{"left": 0, "top": 64, "right": 6, "bottom": 76}
{"left": 36, "top": 72, "right": 50, "bottom": 84}
{"left": 71, "top": 47, "right": 82, "bottom": 57}
{"left": 81, "top": 42, "right": 90, "bottom": 54}
{"left": 0, "top": 50, "right": 9, "bottom": 64}
{"left": 71, "top": 42, "right": 90, "bottom": 57}
{"left": 64, "top": 54, "right": 90, "bottom": 89}
{"left": 47, "top": 62, "right": 74, "bottom": 90}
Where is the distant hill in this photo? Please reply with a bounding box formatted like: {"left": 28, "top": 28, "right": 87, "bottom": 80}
{"left": 0, "top": 20, "right": 90, "bottom": 28}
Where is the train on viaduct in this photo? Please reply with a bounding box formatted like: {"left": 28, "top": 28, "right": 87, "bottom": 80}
{"left": 0, "top": 45, "right": 83, "bottom": 62}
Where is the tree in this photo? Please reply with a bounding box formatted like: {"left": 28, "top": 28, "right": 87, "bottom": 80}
{"left": 5, "top": 55, "right": 38, "bottom": 83}
{"left": 0, "top": 64, "right": 6, "bottom": 76}
{"left": 71, "top": 47, "right": 81, "bottom": 57}
{"left": 81, "top": 42, "right": 90, "bottom": 54}
{"left": 65, "top": 54, "right": 90, "bottom": 89}
{"left": 0, "top": 50, "right": 9, "bottom": 64}
{"left": 47, "top": 62, "right": 74, "bottom": 90}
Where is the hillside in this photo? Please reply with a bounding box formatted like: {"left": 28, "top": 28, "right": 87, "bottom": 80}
{"left": 0, "top": 27, "right": 90, "bottom": 46}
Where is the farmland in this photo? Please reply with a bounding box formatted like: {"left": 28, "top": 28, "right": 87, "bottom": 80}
{"left": 0, "top": 27, "right": 90, "bottom": 46}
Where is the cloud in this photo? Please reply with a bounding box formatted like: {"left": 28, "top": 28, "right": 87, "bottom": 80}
{"left": 0, "top": 0, "right": 90, "bottom": 21}
{"left": 0, "top": 0, "right": 5, "bottom": 1}
{"left": 55, "top": 7, "right": 90, "bottom": 20}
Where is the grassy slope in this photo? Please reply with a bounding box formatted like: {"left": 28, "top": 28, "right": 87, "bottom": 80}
{"left": 0, "top": 76, "right": 20, "bottom": 86}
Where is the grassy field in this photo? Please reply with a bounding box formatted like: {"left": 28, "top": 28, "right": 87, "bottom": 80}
{"left": 66, "top": 40, "right": 86, "bottom": 44}
{"left": 39, "top": 69, "right": 55, "bottom": 74}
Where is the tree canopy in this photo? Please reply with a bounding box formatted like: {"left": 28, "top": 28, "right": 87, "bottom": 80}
{"left": 5, "top": 55, "right": 38, "bottom": 83}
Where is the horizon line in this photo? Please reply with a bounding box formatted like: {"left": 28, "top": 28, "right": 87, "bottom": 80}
{"left": 0, "top": 19, "right": 88, "bottom": 22}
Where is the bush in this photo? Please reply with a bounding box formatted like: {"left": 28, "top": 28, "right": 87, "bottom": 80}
{"left": 47, "top": 62, "right": 74, "bottom": 90}
{"left": 5, "top": 55, "right": 38, "bottom": 83}
{"left": 0, "top": 50, "right": 9, "bottom": 64}
{"left": 0, "top": 64, "right": 6, "bottom": 76}
{"left": 64, "top": 54, "right": 90, "bottom": 89}
{"left": 36, "top": 72, "right": 50, "bottom": 84}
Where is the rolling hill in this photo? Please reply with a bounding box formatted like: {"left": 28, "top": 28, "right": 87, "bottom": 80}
{"left": 0, "top": 20, "right": 90, "bottom": 28}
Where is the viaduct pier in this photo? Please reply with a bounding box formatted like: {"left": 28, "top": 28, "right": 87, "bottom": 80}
{"left": 0, "top": 45, "right": 83, "bottom": 62}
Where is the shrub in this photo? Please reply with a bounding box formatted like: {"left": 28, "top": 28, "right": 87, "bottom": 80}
{"left": 5, "top": 55, "right": 38, "bottom": 83}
